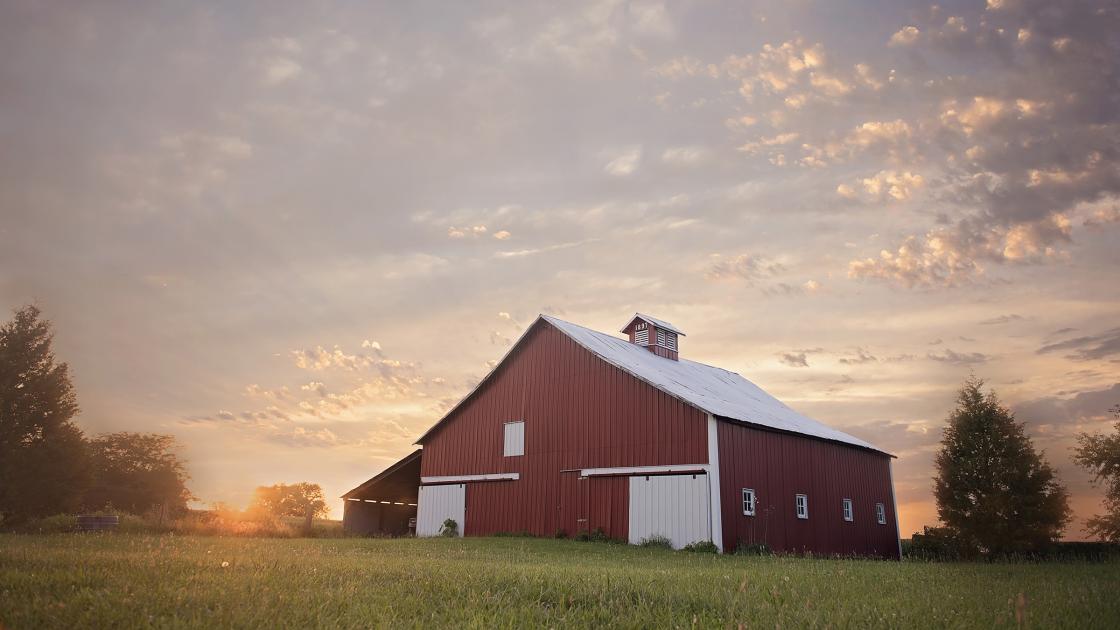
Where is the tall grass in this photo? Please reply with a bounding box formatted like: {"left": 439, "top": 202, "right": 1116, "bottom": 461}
{"left": 1, "top": 534, "right": 1117, "bottom": 628}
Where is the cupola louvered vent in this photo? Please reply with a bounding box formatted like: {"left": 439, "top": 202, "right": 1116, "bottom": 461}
{"left": 621, "top": 313, "right": 685, "bottom": 361}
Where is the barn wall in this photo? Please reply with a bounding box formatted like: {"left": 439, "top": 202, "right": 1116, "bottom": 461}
{"left": 717, "top": 421, "right": 899, "bottom": 558}
{"left": 420, "top": 321, "right": 708, "bottom": 539}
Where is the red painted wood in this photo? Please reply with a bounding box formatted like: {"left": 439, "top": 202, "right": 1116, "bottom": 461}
{"left": 421, "top": 320, "right": 707, "bottom": 538}
{"left": 716, "top": 421, "right": 899, "bottom": 558}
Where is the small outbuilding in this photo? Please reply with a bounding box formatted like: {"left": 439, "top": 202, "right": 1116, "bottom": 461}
{"left": 344, "top": 314, "right": 901, "bottom": 557}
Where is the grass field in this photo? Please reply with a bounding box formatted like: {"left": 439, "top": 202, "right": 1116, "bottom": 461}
{"left": 2, "top": 534, "right": 1119, "bottom": 628}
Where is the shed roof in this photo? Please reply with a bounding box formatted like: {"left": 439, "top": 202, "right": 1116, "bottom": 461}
{"left": 621, "top": 312, "right": 686, "bottom": 336}
{"left": 342, "top": 449, "right": 422, "bottom": 500}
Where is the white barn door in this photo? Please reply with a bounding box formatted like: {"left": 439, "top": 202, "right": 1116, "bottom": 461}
{"left": 416, "top": 484, "right": 466, "bottom": 537}
{"left": 628, "top": 474, "right": 711, "bottom": 549}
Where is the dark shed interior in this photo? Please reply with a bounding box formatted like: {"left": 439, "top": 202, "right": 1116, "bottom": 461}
{"left": 341, "top": 449, "right": 421, "bottom": 536}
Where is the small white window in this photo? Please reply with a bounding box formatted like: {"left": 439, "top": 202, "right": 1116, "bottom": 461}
{"left": 842, "top": 498, "right": 853, "bottom": 522}
{"left": 875, "top": 503, "right": 886, "bottom": 525}
{"left": 665, "top": 332, "right": 677, "bottom": 350}
{"left": 742, "top": 488, "right": 756, "bottom": 516}
{"left": 656, "top": 329, "right": 666, "bottom": 346}
{"left": 635, "top": 328, "right": 649, "bottom": 345}
{"left": 503, "top": 421, "right": 524, "bottom": 457}
{"left": 795, "top": 494, "right": 808, "bottom": 519}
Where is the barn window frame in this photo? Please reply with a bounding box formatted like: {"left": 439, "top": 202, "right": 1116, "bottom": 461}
{"left": 842, "top": 498, "right": 853, "bottom": 522}
{"left": 742, "top": 488, "right": 756, "bottom": 516}
{"left": 503, "top": 420, "right": 525, "bottom": 457}
{"left": 875, "top": 502, "right": 886, "bottom": 525}
{"left": 795, "top": 494, "right": 808, "bottom": 519}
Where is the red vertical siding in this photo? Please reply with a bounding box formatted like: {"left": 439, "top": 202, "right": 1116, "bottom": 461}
{"left": 717, "top": 421, "right": 899, "bottom": 558}
{"left": 421, "top": 321, "right": 708, "bottom": 538}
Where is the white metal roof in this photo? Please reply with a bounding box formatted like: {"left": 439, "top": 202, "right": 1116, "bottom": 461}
{"left": 621, "top": 312, "right": 686, "bottom": 336}
{"left": 545, "top": 315, "right": 886, "bottom": 454}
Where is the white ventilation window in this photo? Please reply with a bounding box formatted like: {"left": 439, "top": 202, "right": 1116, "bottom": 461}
{"left": 656, "top": 328, "right": 666, "bottom": 346}
{"left": 842, "top": 498, "right": 853, "bottom": 522}
{"left": 503, "top": 421, "right": 524, "bottom": 457}
{"left": 665, "top": 332, "right": 677, "bottom": 350}
{"left": 795, "top": 494, "right": 808, "bottom": 519}
{"left": 875, "top": 503, "right": 886, "bottom": 525}
{"left": 635, "top": 328, "right": 649, "bottom": 345}
{"left": 742, "top": 488, "right": 756, "bottom": 516}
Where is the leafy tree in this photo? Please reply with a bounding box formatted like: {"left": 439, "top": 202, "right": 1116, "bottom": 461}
{"left": 1073, "top": 404, "right": 1120, "bottom": 541}
{"left": 933, "top": 376, "right": 1070, "bottom": 556}
{"left": 249, "top": 482, "right": 328, "bottom": 519}
{"left": 0, "top": 306, "right": 88, "bottom": 523}
{"left": 84, "top": 432, "right": 194, "bottom": 515}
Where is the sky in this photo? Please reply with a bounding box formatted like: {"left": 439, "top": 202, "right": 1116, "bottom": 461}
{"left": 1, "top": 0, "right": 1118, "bottom": 538}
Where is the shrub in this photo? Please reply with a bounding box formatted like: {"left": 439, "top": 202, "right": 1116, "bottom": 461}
{"left": 681, "top": 540, "right": 719, "bottom": 553}
{"left": 588, "top": 527, "right": 611, "bottom": 543}
{"left": 907, "top": 526, "right": 977, "bottom": 561}
{"left": 18, "top": 514, "right": 76, "bottom": 534}
{"left": 735, "top": 542, "right": 772, "bottom": 556}
{"left": 638, "top": 535, "right": 674, "bottom": 550}
{"left": 554, "top": 528, "right": 568, "bottom": 539}
{"left": 574, "top": 529, "right": 590, "bottom": 542}
{"left": 440, "top": 518, "right": 458, "bottom": 537}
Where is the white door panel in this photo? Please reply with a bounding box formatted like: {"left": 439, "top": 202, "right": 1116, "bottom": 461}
{"left": 628, "top": 474, "right": 711, "bottom": 549}
{"left": 416, "top": 484, "right": 466, "bottom": 537}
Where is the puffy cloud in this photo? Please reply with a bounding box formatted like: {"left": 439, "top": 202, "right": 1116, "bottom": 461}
{"left": 492, "top": 230, "right": 512, "bottom": 240}
{"left": 848, "top": 213, "right": 1073, "bottom": 287}
{"left": 262, "top": 57, "right": 302, "bottom": 84}
{"left": 448, "top": 225, "right": 489, "bottom": 238}
{"left": 858, "top": 170, "right": 925, "bottom": 202}
{"left": 604, "top": 147, "right": 642, "bottom": 176}
{"left": 889, "top": 26, "right": 921, "bottom": 46}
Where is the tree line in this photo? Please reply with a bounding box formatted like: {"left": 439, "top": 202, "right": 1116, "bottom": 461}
{"left": 0, "top": 306, "right": 327, "bottom": 526}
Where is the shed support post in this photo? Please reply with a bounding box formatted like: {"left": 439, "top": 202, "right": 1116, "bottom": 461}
{"left": 706, "top": 414, "right": 724, "bottom": 553}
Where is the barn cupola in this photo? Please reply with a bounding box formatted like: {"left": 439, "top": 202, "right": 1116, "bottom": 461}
{"left": 620, "top": 313, "right": 685, "bottom": 361}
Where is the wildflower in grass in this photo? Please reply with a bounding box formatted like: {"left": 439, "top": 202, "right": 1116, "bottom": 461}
{"left": 221, "top": 561, "right": 230, "bottom": 568}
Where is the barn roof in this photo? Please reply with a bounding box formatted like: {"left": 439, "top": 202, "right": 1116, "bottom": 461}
{"left": 621, "top": 313, "right": 686, "bottom": 336}
{"left": 417, "top": 314, "right": 887, "bottom": 455}
{"left": 545, "top": 316, "right": 885, "bottom": 455}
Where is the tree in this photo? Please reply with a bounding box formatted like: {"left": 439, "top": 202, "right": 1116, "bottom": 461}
{"left": 1073, "top": 404, "right": 1120, "bottom": 541}
{"left": 933, "top": 376, "right": 1070, "bottom": 556}
{"left": 248, "top": 482, "right": 328, "bottom": 520}
{"left": 84, "top": 432, "right": 194, "bottom": 516}
{"left": 0, "top": 306, "right": 88, "bottom": 523}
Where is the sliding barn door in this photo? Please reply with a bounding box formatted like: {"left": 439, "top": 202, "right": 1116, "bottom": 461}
{"left": 416, "top": 484, "right": 466, "bottom": 537}
{"left": 627, "top": 473, "right": 711, "bottom": 548}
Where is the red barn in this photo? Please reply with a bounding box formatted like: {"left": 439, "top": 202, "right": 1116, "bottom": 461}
{"left": 343, "top": 313, "right": 901, "bottom": 558}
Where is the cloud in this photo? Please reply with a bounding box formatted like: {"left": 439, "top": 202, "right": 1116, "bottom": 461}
{"left": 839, "top": 348, "right": 877, "bottom": 365}
{"left": 888, "top": 26, "right": 921, "bottom": 46}
{"left": 779, "top": 352, "right": 809, "bottom": 368}
{"left": 262, "top": 57, "right": 302, "bottom": 84}
{"left": 604, "top": 147, "right": 642, "bottom": 176}
{"left": 979, "top": 314, "right": 1024, "bottom": 325}
{"left": 927, "top": 349, "right": 990, "bottom": 365}
{"left": 661, "top": 146, "right": 706, "bottom": 165}
{"left": 492, "top": 230, "right": 512, "bottom": 240}
{"left": 704, "top": 254, "right": 786, "bottom": 283}
{"left": 1037, "top": 327, "right": 1120, "bottom": 362}
{"left": 448, "top": 225, "right": 489, "bottom": 238}
{"left": 857, "top": 170, "right": 924, "bottom": 202}
{"left": 1014, "top": 383, "right": 1120, "bottom": 433}
{"left": 848, "top": 213, "right": 1072, "bottom": 287}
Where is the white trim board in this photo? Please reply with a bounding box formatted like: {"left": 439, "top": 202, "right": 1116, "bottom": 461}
{"left": 706, "top": 414, "right": 724, "bottom": 552}
{"left": 420, "top": 473, "right": 519, "bottom": 484}
{"left": 580, "top": 464, "right": 709, "bottom": 477}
